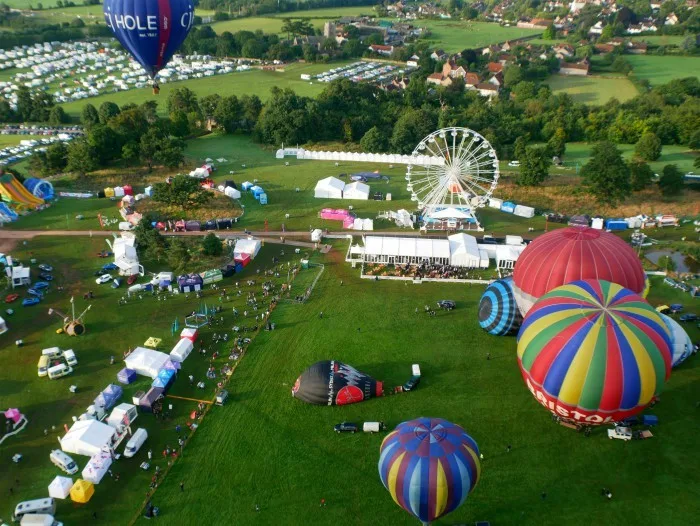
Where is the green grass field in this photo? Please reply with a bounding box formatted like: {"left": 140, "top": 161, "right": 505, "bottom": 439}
{"left": 562, "top": 143, "right": 698, "bottom": 174}
{"left": 410, "top": 20, "right": 542, "bottom": 53}
{"left": 628, "top": 35, "right": 686, "bottom": 47}
{"left": 627, "top": 55, "right": 700, "bottom": 86}
{"left": 1, "top": 233, "right": 698, "bottom": 525}
{"left": 546, "top": 74, "right": 639, "bottom": 105}
{"left": 59, "top": 62, "right": 349, "bottom": 119}
{"left": 270, "top": 6, "right": 379, "bottom": 18}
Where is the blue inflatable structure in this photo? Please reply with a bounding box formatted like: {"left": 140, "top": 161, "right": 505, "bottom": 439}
{"left": 23, "top": 178, "right": 54, "bottom": 200}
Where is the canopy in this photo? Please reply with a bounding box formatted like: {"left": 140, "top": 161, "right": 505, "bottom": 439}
{"left": 82, "top": 450, "right": 112, "bottom": 485}
{"left": 139, "top": 387, "right": 164, "bottom": 412}
{"left": 94, "top": 384, "right": 123, "bottom": 411}
{"left": 448, "top": 233, "right": 480, "bottom": 267}
{"left": 60, "top": 420, "right": 117, "bottom": 457}
{"left": 116, "top": 368, "right": 137, "bottom": 385}
{"left": 4, "top": 407, "right": 21, "bottom": 423}
{"left": 430, "top": 207, "right": 472, "bottom": 220}
{"left": 180, "top": 327, "right": 198, "bottom": 342}
{"left": 343, "top": 181, "right": 370, "bottom": 200}
{"left": 233, "top": 238, "right": 261, "bottom": 258}
{"left": 70, "top": 479, "right": 94, "bottom": 503}
{"left": 314, "top": 176, "right": 345, "bottom": 199}
{"left": 224, "top": 187, "right": 241, "bottom": 199}
{"left": 170, "top": 338, "right": 193, "bottom": 363}
{"left": 124, "top": 347, "right": 171, "bottom": 379}
{"left": 364, "top": 236, "right": 450, "bottom": 260}
{"left": 48, "top": 476, "right": 73, "bottom": 499}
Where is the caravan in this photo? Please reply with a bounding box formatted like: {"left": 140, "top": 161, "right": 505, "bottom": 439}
{"left": 12, "top": 498, "right": 56, "bottom": 522}
{"left": 49, "top": 449, "right": 78, "bottom": 475}
{"left": 47, "top": 364, "right": 73, "bottom": 380}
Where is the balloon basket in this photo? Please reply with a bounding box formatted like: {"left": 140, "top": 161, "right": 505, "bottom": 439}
{"left": 152, "top": 87, "right": 160, "bottom": 95}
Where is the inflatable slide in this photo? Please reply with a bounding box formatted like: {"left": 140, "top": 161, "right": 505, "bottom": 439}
{"left": 24, "top": 178, "right": 54, "bottom": 200}
{"left": 0, "top": 202, "right": 18, "bottom": 222}
{"left": 0, "top": 174, "right": 44, "bottom": 210}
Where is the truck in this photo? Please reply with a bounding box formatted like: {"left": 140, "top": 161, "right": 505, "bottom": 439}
{"left": 607, "top": 426, "right": 632, "bottom": 441}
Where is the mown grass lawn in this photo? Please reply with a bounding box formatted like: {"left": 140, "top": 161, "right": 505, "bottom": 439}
{"left": 627, "top": 55, "right": 700, "bottom": 86}
{"left": 546, "top": 74, "right": 638, "bottom": 105}
{"left": 412, "top": 20, "right": 542, "bottom": 53}
{"left": 562, "top": 142, "right": 698, "bottom": 174}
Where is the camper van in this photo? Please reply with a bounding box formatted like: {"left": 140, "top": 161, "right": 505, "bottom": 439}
{"left": 49, "top": 449, "right": 78, "bottom": 475}
{"left": 37, "top": 356, "right": 50, "bottom": 377}
{"left": 123, "top": 428, "right": 148, "bottom": 458}
{"left": 41, "top": 347, "right": 63, "bottom": 359}
{"left": 19, "top": 514, "right": 63, "bottom": 526}
{"left": 47, "top": 364, "right": 73, "bottom": 380}
{"left": 12, "top": 498, "right": 56, "bottom": 522}
{"left": 63, "top": 350, "right": 77, "bottom": 366}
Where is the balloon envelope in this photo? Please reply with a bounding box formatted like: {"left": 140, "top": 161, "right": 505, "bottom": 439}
{"left": 518, "top": 280, "right": 672, "bottom": 425}
{"left": 512, "top": 227, "right": 646, "bottom": 316}
{"left": 478, "top": 277, "right": 522, "bottom": 335}
{"left": 292, "top": 360, "right": 383, "bottom": 406}
{"left": 378, "top": 418, "right": 480, "bottom": 523}
{"left": 103, "top": 0, "right": 194, "bottom": 79}
{"left": 660, "top": 313, "right": 693, "bottom": 367}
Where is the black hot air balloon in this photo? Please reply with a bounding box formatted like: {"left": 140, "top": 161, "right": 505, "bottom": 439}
{"left": 292, "top": 360, "right": 383, "bottom": 406}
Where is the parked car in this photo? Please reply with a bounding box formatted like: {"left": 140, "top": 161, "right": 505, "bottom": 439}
{"left": 403, "top": 375, "right": 421, "bottom": 392}
{"left": 437, "top": 300, "right": 456, "bottom": 310}
{"left": 96, "top": 274, "right": 112, "bottom": 284}
{"left": 33, "top": 281, "right": 50, "bottom": 290}
{"left": 27, "top": 288, "right": 44, "bottom": 298}
{"left": 679, "top": 313, "right": 698, "bottom": 322}
{"left": 670, "top": 303, "right": 683, "bottom": 313}
{"left": 39, "top": 273, "right": 53, "bottom": 281}
{"left": 607, "top": 426, "right": 632, "bottom": 441}
{"left": 678, "top": 283, "right": 691, "bottom": 292}
{"left": 38, "top": 264, "right": 53, "bottom": 272}
{"left": 663, "top": 277, "right": 677, "bottom": 287}
{"left": 508, "top": 160, "right": 520, "bottom": 167}
{"left": 5, "top": 294, "right": 19, "bottom": 303}
{"left": 334, "top": 422, "right": 358, "bottom": 433}
{"left": 102, "top": 262, "right": 118, "bottom": 271}
{"left": 22, "top": 297, "right": 41, "bottom": 306}
{"left": 94, "top": 268, "right": 110, "bottom": 276}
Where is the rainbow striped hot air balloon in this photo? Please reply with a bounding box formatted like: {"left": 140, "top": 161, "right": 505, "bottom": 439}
{"left": 518, "top": 280, "right": 672, "bottom": 425}
{"left": 378, "top": 418, "right": 480, "bottom": 524}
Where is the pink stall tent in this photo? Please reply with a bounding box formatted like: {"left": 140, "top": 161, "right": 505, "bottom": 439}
{"left": 4, "top": 408, "right": 22, "bottom": 423}
{"left": 319, "top": 208, "right": 352, "bottom": 221}
{"left": 180, "top": 327, "right": 198, "bottom": 342}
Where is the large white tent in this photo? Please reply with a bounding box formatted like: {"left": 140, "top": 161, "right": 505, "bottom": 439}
{"left": 343, "top": 181, "right": 370, "bottom": 200}
{"left": 314, "top": 177, "right": 345, "bottom": 199}
{"left": 224, "top": 187, "right": 241, "bottom": 199}
{"left": 124, "top": 347, "right": 171, "bottom": 379}
{"left": 48, "top": 476, "right": 73, "bottom": 499}
{"left": 363, "top": 236, "right": 451, "bottom": 265}
{"left": 448, "top": 234, "right": 481, "bottom": 268}
{"left": 60, "top": 420, "right": 117, "bottom": 457}
{"left": 82, "top": 450, "right": 112, "bottom": 484}
{"left": 170, "top": 338, "right": 193, "bottom": 363}
{"left": 233, "top": 238, "right": 261, "bottom": 258}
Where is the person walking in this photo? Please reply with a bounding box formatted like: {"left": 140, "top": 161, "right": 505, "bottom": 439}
{"left": 487, "top": 353, "right": 491, "bottom": 361}
{"left": 147, "top": 449, "right": 152, "bottom": 461}
{"left": 320, "top": 498, "right": 326, "bottom": 507}
{"left": 180, "top": 481, "right": 185, "bottom": 492}
{"left": 506, "top": 444, "right": 511, "bottom": 453}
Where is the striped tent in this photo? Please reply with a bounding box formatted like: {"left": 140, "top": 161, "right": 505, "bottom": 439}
{"left": 378, "top": 418, "right": 480, "bottom": 524}
{"left": 518, "top": 280, "right": 672, "bottom": 425}
{"left": 478, "top": 277, "right": 522, "bottom": 336}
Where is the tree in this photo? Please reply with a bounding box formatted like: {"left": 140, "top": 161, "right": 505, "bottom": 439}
{"left": 81, "top": 103, "right": 99, "bottom": 128}
{"left": 167, "top": 238, "right": 191, "bottom": 274}
{"left": 167, "top": 87, "right": 200, "bottom": 119}
{"left": 658, "top": 164, "right": 684, "bottom": 196}
{"left": 45, "top": 142, "right": 68, "bottom": 173}
{"left": 66, "top": 138, "right": 97, "bottom": 176}
{"left": 629, "top": 160, "right": 654, "bottom": 191}
{"left": 134, "top": 219, "right": 166, "bottom": 262}
{"left": 213, "top": 95, "right": 241, "bottom": 134}
{"left": 635, "top": 131, "right": 662, "bottom": 161}
{"left": 98, "top": 101, "right": 120, "bottom": 124}
{"left": 688, "top": 129, "right": 700, "bottom": 150}
{"left": 152, "top": 175, "right": 210, "bottom": 213}
{"left": 517, "top": 146, "right": 551, "bottom": 186}
{"left": 200, "top": 94, "right": 222, "bottom": 119}
{"left": 542, "top": 25, "right": 556, "bottom": 40}
{"left": 513, "top": 135, "right": 529, "bottom": 161}
{"left": 239, "top": 95, "right": 262, "bottom": 132}
{"left": 360, "top": 126, "right": 389, "bottom": 153}
{"left": 600, "top": 23, "right": 614, "bottom": 41}
{"left": 48, "top": 106, "right": 68, "bottom": 125}
{"left": 390, "top": 109, "right": 436, "bottom": 154}
{"left": 87, "top": 124, "right": 121, "bottom": 164}
{"left": 657, "top": 255, "right": 676, "bottom": 272}
{"left": 580, "top": 142, "right": 631, "bottom": 206}
{"left": 202, "top": 233, "right": 223, "bottom": 256}
{"left": 169, "top": 109, "right": 191, "bottom": 138}
{"left": 139, "top": 128, "right": 184, "bottom": 171}
{"left": 547, "top": 128, "right": 567, "bottom": 158}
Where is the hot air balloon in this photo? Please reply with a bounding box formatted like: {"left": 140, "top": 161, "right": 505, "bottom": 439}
{"left": 642, "top": 274, "right": 651, "bottom": 298}
{"left": 659, "top": 313, "right": 693, "bottom": 367}
{"left": 103, "top": 0, "right": 194, "bottom": 93}
{"left": 478, "top": 277, "right": 522, "bottom": 336}
{"left": 512, "top": 227, "right": 645, "bottom": 316}
{"left": 292, "top": 360, "right": 383, "bottom": 406}
{"left": 518, "top": 280, "right": 672, "bottom": 425}
{"left": 378, "top": 418, "right": 480, "bottom": 524}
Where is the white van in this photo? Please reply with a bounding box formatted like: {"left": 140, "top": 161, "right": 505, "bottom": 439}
{"left": 123, "top": 428, "right": 148, "bottom": 458}
{"left": 47, "top": 364, "right": 73, "bottom": 380}
{"left": 49, "top": 449, "right": 78, "bottom": 475}
{"left": 63, "top": 349, "right": 77, "bottom": 366}
{"left": 41, "top": 347, "right": 63, "bottom": 359}
{"left": 20, "top": 514, "right": 62, "bottom": 526}
{"left": 118, "top": 221, "right": 134, "bottom": 231}
{"left": 37, "top": 356, "right": 50, "bottom": 377}
{"left": 12, "top": 498, "right": 56, "bottom": 522}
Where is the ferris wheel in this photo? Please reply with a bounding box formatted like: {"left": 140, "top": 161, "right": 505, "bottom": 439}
{"left": 406, "top": 127, "right": 499, "bottom": 219}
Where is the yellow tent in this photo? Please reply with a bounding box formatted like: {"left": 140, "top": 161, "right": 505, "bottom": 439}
{"left": 104, "top": 187, "right": 115, "bottom": 198}
{"left": 70, "top": 479, "right": 95, "bottom": 503}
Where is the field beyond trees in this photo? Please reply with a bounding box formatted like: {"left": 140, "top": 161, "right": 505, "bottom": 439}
{"left": 546, "top": 75, "right": 639, "bottom": 105}
{"left": 626, "top": 55, "right": 700, "bottom": 86}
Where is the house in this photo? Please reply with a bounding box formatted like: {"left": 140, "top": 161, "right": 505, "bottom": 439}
{"left": 481, "top": 44, "right": 500, "bottom": 56}
{"left": 569, "top": 0, "right": 589, "bottom": 13}
{"left": 626, "top": 22, "right": 658, "bottom": 34}
{"left": 465, "top": 72, "right": 481, "bottom": 87}
{"left": 293, "top": 36, "right": 323, "bottom": 50}
{"left": 406, "top": 54, "right": 420, "bottom": 67}
{"left": 517, "top": 18, "right": 553, "bottom": 29}
{"left": 553, "top": 43, "right": 575, "bottom": 57}
{"left": 430, "top": 49, "right": 447, "bottom": 61}
{"left": 489, "top": 71, "right": 504, "bottom": 86}
{"left": 369, "top": 44, "right": 394, "bottom": 56}
{"left": 665, "top": 13, "right": 679, "bottom": 25}
{"left": 476, "top": 82, "right": 499, "bottom": 99}
{"left": 426, "top": 72, "right": 452, "bottom": 87}
{"left": 626, "top": 41, "right": 647, "bottom": 54}
{"left": 558, "top": 60, "right": 589, "bottom": 75}
{"left": 501, "top": 41, "right": 512, "bottom": 52}
{"left": 589, "top": 21, "right": 605, "bottom": 35}
{"left": 498, "top": 54, "right": 515, "bottom": 66}
{"left": 487, "top": 61, "right": 504, "bottom": 73}
{"left": 594, "top": 43, "right": 616, "bottom": 54}
{"left": 442, "top": 61, "right": 467, "bottom": 79}
{"left": 385, "top": 77, "right": 409, "bottom": 90}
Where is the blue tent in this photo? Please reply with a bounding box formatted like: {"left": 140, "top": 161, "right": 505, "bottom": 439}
{"left": 94, "top": 384, "right": 123, "bottom": 410}
{"left": 117, "top": 368, "right": 137, "bottom": 385}
{"left": 604, "top": 218, "right": 627, "bottom": 231}
{"left": 500, "top": 202, "right": 516, "bottom": 214}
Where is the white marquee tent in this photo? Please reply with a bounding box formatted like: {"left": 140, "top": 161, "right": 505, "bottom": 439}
{"left": 343, "top": 181, "right": 370, "bottom": 200}
{"left": 82, "top": 450, "right": 113, "bottom": 484}
{"left": 233, "top": 238, "right": 261, "bottom": 258}
{"left": 60, "top": 419, "right": 117, "bottom": 457}
{"left": 48, "top": 476, "right": 73, "bottom": 499}
{"left": 448, "top": 234, "right": 481, "bottom": 268}
{"left": 124, "top": 347, "right": 171, "bottom": 379}
{"left": 314, "top": 177, "right": 345, "bottom": 199}
{"left": 224, "top": 187, "right": 241, "bottom": 199}
{"left": 170, "top": 338, "right": 193, "bottom": 363}
{"left": 363, "top": 236, "right": 451, "bottom": 265}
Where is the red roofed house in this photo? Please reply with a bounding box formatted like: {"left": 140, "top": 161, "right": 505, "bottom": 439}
{"left": 426, "top": 72, "right": 452, "bottom": 87}
{"left": 369, "top": 44, "right": 394, "bottom": 56}
{"left": 488, "top": 62, "right": 503, "bottom": 73}
{"left": 442, "top": 61, "right": 467, "bottom": 79}
{"left": 476, "top": 82, "right": 499, "bottom": 100}
{"left": 558, "top": 60, "right": 589, "bottom": 76}
{"left": 465, "top": 72, "right": 481, "bottom": 88}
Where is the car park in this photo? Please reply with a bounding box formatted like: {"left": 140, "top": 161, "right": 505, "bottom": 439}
{"left": 334, "top": 422, "right": 358, "bottom": 433}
